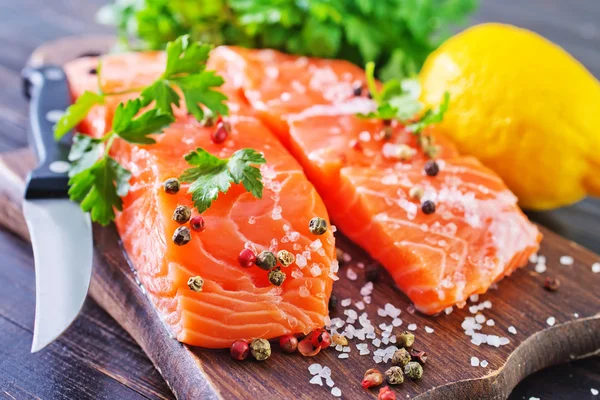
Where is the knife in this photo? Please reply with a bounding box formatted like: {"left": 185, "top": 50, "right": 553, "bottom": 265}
{"left": 21, "top": 66, "right": 93, "bottom": 353}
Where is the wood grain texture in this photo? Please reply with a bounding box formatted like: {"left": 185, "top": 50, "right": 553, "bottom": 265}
{"left": 1, "top": 147, "right": 599, "bottom": 399}
{"left": 0, "top": 0, "right": 599, "bottom": 399}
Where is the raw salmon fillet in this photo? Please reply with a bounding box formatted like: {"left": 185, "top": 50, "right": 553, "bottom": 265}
{"left": 209, "top": 47, "right": 542, "bottom": 314}
{"left": 65, "top": 54, "right": 337, "bottom": 348}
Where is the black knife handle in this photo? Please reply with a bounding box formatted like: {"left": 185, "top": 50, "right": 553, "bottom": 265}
{"left": 22, "top": 66, "right": 73, "bottom": 199}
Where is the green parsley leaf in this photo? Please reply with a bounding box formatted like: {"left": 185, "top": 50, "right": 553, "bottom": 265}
{"left": 67, "top": 134, "right": 103, "bottom": 177}
{"left": 68, "top": 157, "right": 132, "bottom": 226}
{"left": 175, "top": 72, "right": 229, "bottom": 121}
{"left": 54, "top": 91, "right": 104, "bottom": 140}
{"left": 112, "top": 99, "right": 175, "bottom": 144}
{"left": 407, "top": 91, "right": 451, "bottom": 133}
{"left": 140, "top": 80, "right": 180, "bottom": 114}
{"left": 180, "top": 148, "right": 266, "bottom": 214}
{"left": 164, "top": 35, "right": 212, "bottom": 78}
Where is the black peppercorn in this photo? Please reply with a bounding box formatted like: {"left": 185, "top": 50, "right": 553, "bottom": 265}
{"left": 163, "top": 178, "right": 181, "bottom": 194}
{"left": 89, "top": 68, "right": 97, "bottom": 75}
{"left": 352, "top": 83, "right": 363, "bottom": 97}
{"left": 309, "top": 217, "right": 328, "bottom": 235}
{"left": 424, "top": 160, "right": 439, "bottom": 176}
{"left": 172, "top": 226, "right": 191, "bottom": 246}
{"left": 256, "top": 251, "right": 277, "bottom": 270}
{"left": 421, "top": 200, "right": 436, "bottom": 215}
{"left": 173, "top": 205, "right": 192, "bottom": 224}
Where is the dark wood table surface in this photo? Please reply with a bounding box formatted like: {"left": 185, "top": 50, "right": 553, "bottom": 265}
{"left": 0, "top": 1, "right": 598, "bottom": 399}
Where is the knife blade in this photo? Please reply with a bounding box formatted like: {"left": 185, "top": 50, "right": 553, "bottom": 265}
{"left": 22, "top": 66, "right": 93, "bottom": 353}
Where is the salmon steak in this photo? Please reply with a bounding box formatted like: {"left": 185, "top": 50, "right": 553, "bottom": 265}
{"left": 64, "top": 45, "right": 541, "bottom": 347}
{"left": 207, "top": 47, "right": 542, "bottom": 314}
{"left": 65, "top": 54, "right": 337, "bottom": 349}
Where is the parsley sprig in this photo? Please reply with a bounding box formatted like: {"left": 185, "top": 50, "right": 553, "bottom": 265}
{"left": 54, "top": 35, "right": 233, "bottom": 225}
{"left": 180, "top": 148, "right": 267, "bottom": 214}
{"left": 360, "top": 61, "right": 450, "bottom": 156}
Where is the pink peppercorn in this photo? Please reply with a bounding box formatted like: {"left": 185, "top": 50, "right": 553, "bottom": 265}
{"left": 238, "top": 248, "right": 256, "bottom": 268}
{"left": 190, "top": 215, "right": 205, "bottom": 232}
{"left": 211, "top": 121, "right": 231, "bottom": 144}
{"left": 230, "top": 340, "right": 249, "bottom": 361}
{"left": 279, "top": 334, "right": 298, "bottom": 353}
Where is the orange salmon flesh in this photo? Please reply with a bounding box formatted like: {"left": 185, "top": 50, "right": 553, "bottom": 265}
{"left": 64, "top": 47, "right": 541, "bottom": 348}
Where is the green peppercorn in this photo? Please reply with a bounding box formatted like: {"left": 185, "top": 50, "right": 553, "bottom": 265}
{"left": 409, "top": 186, "right": 424, "bottom": 201}
{"left": 404, "top": 361, "right": 423, "bottom": 380}
{"left": 187, "top": 276, "right": 204, "bottom": 292}
{"left": 385, "top": 366, "right": 405, "bottom": 385}
{"left": 268, "top": 267, "right": 286, "bottom": 286}
{"left": 277, "top": 250, "right": 295, "bottom": 267}
{"left": 396, "top": 331, "right": 415, "bottom": 348}
{"left": 250, "top": 338, "right": 271, "bottom": 361}
{"left": 173, "top": 205, "right": 192, "bottom": 224}
{"left": 172, "top": 226, "right": 191, "bottom": 246}
{"left": 391, "top": 348, "right": 411, "bottom": 367}
{"left": 309, "top": 217, "right": 328, "bottom": 235}
{"left": 163, "top": 178, "right": 180, "bottom": 194}
{"left": 256, "top": 251, "right": 277, "bottom": 270}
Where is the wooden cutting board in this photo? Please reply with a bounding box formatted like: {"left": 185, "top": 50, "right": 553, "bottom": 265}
{"left": 2, "top": 37, "right": 599, "bottom": 400}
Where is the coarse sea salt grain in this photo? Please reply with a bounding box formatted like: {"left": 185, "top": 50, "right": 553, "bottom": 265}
{"left": 331, "top": 387, "right": 342, "bottom": 397}
{"left": 346, "top": 268, "right": 358, "bottom": 280}
{"left": 325, "top": 377, "right": 334, "bottom": 387}
{"left": 471, "top": 357, "right": 480, "bottom": 367}
{"left": 508, "top": 326, "right": 517, "bottom": 335}
{"left": 592, "top": 263, "right": 600, "bottom": 273}
{"left": 480, "top": 360, "right": 489, "bottom": 368}
{"left": 425, "top": 326, "right": 434, "bottom": 333}
{"left": 574, "top": 313, "right": 580, "bottom": 318}
{"left": 547, "top": 316, "right": 556, "bottom": 326}
{"left": 444, "top": 307, "right": 453, "bottom": 315}
{"left": 308, "top": 363, "right": 322, "bottom": 375}
{"left": 469, "top": 306, "right": 478, "bottom": 314}
{"left": 338, "top": 353, "right": 349, "bottom": 359}
{"left": 392, "top": 318, "right": 403, "bottom": 327}
{"left": 486, "top": 319, "right": 495, "bottom": 327}
{"left": 591, "top": 388, "right": 598, "bottom": 395}
{"left": 341, "top": 298, "right": 352, "bottom": 307}
{"left": 469, "top": 294, "right": 479, "bottom": 302}
{"left": 475, "top": 314, "right": 486, "bottom": 324}
{"left": 535, "top": 263, "right": 547, "bottom": 273}
{"left": 309, "top": 375, "right": 323, "bottom": 386}
{"left": 560, "top": 255, "right": 574, "bottom": 265}
{"left": 529, "top": 397, "right": 540, "bottom": 400}
{"left": 408, "top": 323, "right": 417, "bottom": 331}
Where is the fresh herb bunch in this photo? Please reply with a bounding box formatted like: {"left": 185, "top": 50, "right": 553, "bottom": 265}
{"left": 97, "top": 0, "right": 478, "bottom": 80}
{"left": 54, "top": 35, "right": 264, "bottom": 225}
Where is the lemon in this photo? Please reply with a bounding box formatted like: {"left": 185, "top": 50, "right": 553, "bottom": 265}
{"left": 419, "top": 23, "right": 600, "bottom": 210}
